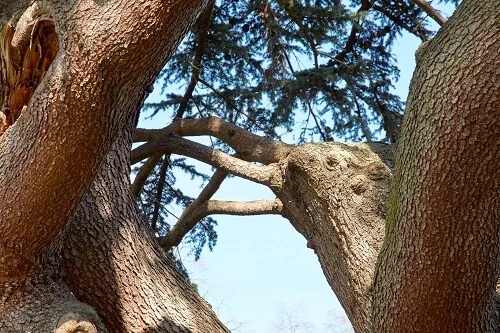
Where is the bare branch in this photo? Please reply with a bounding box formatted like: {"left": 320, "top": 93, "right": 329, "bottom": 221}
{"left": 205, "top": 199, "right": 283, "bottom": 216}
{"left": 134, "top": 117, "right": 292, "bottom": 164}
{"left": 194, "top": 169, "right": 228, "bottom": 203}
{"left": 176, "top": 0, "right": 215, "bottom": 118}
{"left": 130, "top": 153, "right": 163, "bottom": 198}
{"left": 409, "top": 0, "right": 447, "bottom": 26}
{"left": 131, "top": 134, "right": 282, "bottom": 189}
{"left": 159, "top": 168, "right": 226, "bottom": 249}
{"left": 161, "top": 198, "right": 283, "bottom": 250}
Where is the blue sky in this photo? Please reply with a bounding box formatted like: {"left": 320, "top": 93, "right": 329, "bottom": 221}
{"left": 137, "top": 3, "right": 456, "bottom": 332}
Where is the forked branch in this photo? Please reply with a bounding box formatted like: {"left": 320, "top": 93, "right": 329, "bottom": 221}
{"left": 132, "top": 134, "right": 282, "bottom": 189}
{"left": 134, "top": 117, "right": 291, "bottom": 164}
{"left": 161, "top": 190, "right": 283, "bottom": 250}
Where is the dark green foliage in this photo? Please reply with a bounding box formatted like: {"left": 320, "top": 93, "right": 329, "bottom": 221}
{"left": 137, "top": 0, "right": 458, "bottom": 262}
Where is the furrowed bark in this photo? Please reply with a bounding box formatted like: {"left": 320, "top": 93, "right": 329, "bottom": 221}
{"left": 275, "top": 142, "right": 393, "bottom": 333}
{"left": 0, "top": 0, "right": 214, "bottom": 330}
{"left": 373, "top": 0, "right": 500, "bottom": 331}
{"left": 60, "top": 121, "right": 229, "bottom": 333}
{"left": 0, "top": 0, "right": 210, "bottom": 277}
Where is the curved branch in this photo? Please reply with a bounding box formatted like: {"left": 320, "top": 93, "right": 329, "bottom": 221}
{"left": 0, "top": 0, "right": 211, "bottom": 277}
{"left": 161, "top": 198, "right": 283, "bottom": 250}
{"left": 134, "top": 117, "right": 292, "bottom": 164}
{"left": 159, "top": 168, "right": 227, "bottom": 250}
{"left": 131, "top": 134, "right": 283, "bottom": 189}
{"left": 190, "top": 168, "right": 227, "bottom": 203}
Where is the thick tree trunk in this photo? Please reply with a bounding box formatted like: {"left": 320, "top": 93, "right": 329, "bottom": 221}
{"left": 129, "top": 1, "right": 498, "bottom": 331}
{"left": 373, "top": 0, "right": 499, "bottom": 332}
{"left": 0, "top": 0, "right": 497, "bottom": 331}
{"left": 60, "top": 118, "right": 229, "bottom": 332}
{"left": 0, "top": 0, "right": 219, "bottom": 331}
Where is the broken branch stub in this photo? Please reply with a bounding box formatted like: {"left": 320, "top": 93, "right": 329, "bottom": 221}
{"left": 0, "top": 3, "right": 58, "bottom": 135}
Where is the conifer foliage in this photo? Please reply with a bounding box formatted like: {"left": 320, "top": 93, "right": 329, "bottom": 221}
{"left": 136, "top": 0, "right": 456, "bottom": 259}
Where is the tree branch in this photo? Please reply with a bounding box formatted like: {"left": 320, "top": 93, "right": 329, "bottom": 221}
{"left": 132, "top": 134, "right": 283, "bottom": 189}
{"left": 161, "top": 198, "right": 283, "bottom": 250}
{"left": 130, "top": 153, "right": 163, "bottom": 198}
{"left": 409, "top": 0, "right": 447, "bottom": 26}
{"left": 150, "top": 155, "right": 169, "bottom": 232}
{"left": 371, "top": 5, "right": 429, "bottom": 41}
{"left": 134, "top": 117, "right": 292, "bottom": 164}
{"left": 160, "top": 168, "right": 227, "bottom": 250}
{"left": 196, "top": 77, "right": 274, "bottom": 135}
{"left": 176, "top": 0, "right": 215, "bottom": 117}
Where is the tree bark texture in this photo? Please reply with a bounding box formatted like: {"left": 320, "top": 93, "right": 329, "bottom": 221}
{"left": 275, "top": 142, "right": 393, "bottom": 333}
{"left": 373, "top": 0, "right": 500, "bottom": 331}
{"left": 0, "top": 0, "right": 497, "bottom": 331}
{"left": 0, "top": 0, "right": 225, "bottom": 331}
{"left": 133, "top": 118, "right": 395, "bottom": 333}
{"left": 61, "top": 120, "right": 229, "bottom": 332}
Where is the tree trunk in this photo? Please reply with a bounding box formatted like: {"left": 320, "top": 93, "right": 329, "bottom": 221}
{"left": 275, "top": 142, "right": 394, "bottom": 332}
{"left": 0, "top": 0, "right": 498, "bottom": 331}
{"left": 0, "top": 1, "right": 228, "bottom": 331}
{"left": 60, "top": 116, "right": 229, "bottom": 332}
{"left": 372, "top": 0, "right": 500, "bottom": 331}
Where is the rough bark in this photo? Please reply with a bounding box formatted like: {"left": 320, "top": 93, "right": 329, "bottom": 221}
{"left": 0, "top": 0, "right": 209, "bottom": 276}
{"left": 373, "top": 0, "right": 500, "bottom": 332}
{"left": 0, "top": 0, "right": 497, "bottom": 331}
{"left": 60, "top": 120, "right": 228, "bottom": 332}
{"left": 274, "top": 142, "right": 393, "bottom": 332}
{"left": 0, "top": 0, "right": 217, "bottom": 331}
